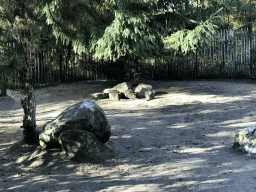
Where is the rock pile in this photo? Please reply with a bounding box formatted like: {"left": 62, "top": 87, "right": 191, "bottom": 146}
{"left": 91, "top": 82, "right": 155, "bottom": 101}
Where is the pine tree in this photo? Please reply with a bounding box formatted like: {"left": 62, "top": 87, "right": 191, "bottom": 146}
{"left": 41, "top": 0, "right": 233, "bottom": 79}
{"left": 92, "top": 0, "right": 166, "bottom": 81}
{"left": 0, "top": 0, "right": 46, "bottom": 144}
{"left": 42, "top": 0, "right": 112, "bottom": 53}
{"left": 91, "top": 0, "right": 158, "bottom": 60}
{"left": 41, "top": 0, "right": 160, "bottom": 81}
{"left": 229, "top": 0, "right": 256, "bottom": 35}
{"left": 162, "top": 0, "right": 224, "bottom": 55}
{"left": 0, "top": 5, "right": 22, "bottom": 96}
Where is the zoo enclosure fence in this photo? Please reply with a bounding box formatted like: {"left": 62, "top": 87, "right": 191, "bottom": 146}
{"left": 2, "top": 29, "right": 256, "bottom": 90}
{"left": 145, "top": 29, "right": 256, "bottom": 80}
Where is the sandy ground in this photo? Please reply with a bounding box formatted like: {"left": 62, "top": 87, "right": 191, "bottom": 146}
{"left": 1, "top": 79, "right": 256, "bottom": 192}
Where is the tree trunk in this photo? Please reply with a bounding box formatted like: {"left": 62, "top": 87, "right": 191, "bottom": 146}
{"left": 1, "top": 75, "right": 7, "bottom": 96}
{"left": 20, "top": 83, "right": 38, "bottom": 144}
{"left": 19, "top": 55, "right": 38, "bottom": 144}
{"left": 134, "top": 56, "right": 139, "bottom": 73}
{"left": 59, "top": 49, "right": 63, "bottom": 84}
{"left": 116, "top": 57, "right": 126, "bottom": 83}
{"left": 0, "top": 86, "right": 7, "bottom": 96}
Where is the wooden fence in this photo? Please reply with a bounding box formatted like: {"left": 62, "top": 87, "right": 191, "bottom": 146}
{"left": 145, "top": 29, "right": 256, "bottom": 79}
{"left": 2, "top": 29, "right": 256, "bottom": 90}
{"left": 27, "top": 51, "right": 108, "bottom": 85}
{"left": 2, "top": 51, "right": 109, "bottom": 90}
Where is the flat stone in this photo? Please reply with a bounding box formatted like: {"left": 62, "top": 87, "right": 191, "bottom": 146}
{"left": 91, "top": 93, "right": 109, "bottom": 99}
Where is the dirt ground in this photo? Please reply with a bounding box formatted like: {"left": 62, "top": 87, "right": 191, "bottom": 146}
{"left": 1, "top": 79, "right": 256, "bottom": 192}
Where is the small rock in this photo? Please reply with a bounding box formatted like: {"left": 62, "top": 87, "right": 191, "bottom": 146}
{"left": 90, "top": 93, "right": 109, "bottom": 99}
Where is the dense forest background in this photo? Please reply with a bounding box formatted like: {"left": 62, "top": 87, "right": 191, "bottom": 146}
{"left": 1, "top": 0, "right": 256, "bottom": 95}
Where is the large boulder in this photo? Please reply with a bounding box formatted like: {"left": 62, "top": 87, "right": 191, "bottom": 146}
{"left": 59, "top": 130, "right": 115, "bottom": 163}
{"left": 134, "top": 83, "right": 153, "bottom": 98}
{"left": 39, "top": 100, "right": 111, "bottom": 149}
{"left": 233, "top": 126, "right": 256, "bottom": 153}
{"left": 112, "top": 82, "right": 132, "bottom": 93}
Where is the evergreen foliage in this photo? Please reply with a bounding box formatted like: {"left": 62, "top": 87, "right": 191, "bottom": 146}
{"left": 39, "top": 0, "right": 234, "bottom": 59}
{"left": 42, "top": 0, "right": 112, "bottom": 53}
{"left": 0, "top": 0, "right": 57, "bottom": 84}
{"left": 229, "top": 0, "right": 256, "bottom": 35}
{"left": 0, "top": 5, "right": 22, "bottom": 95}
{"left": 163, "top": 13, "right": 222, "bottom": 54}
{"left": 162, "top": 1, "right": 224, "bottom": 55}
{"left": 0, "top": 0, "right": 49, "bottom": 143}
{"left": 0, "top": 0, "right": 255, "bottom": 80}
{"left": 91, "top": 0, "right": 158, "bottom": 60}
